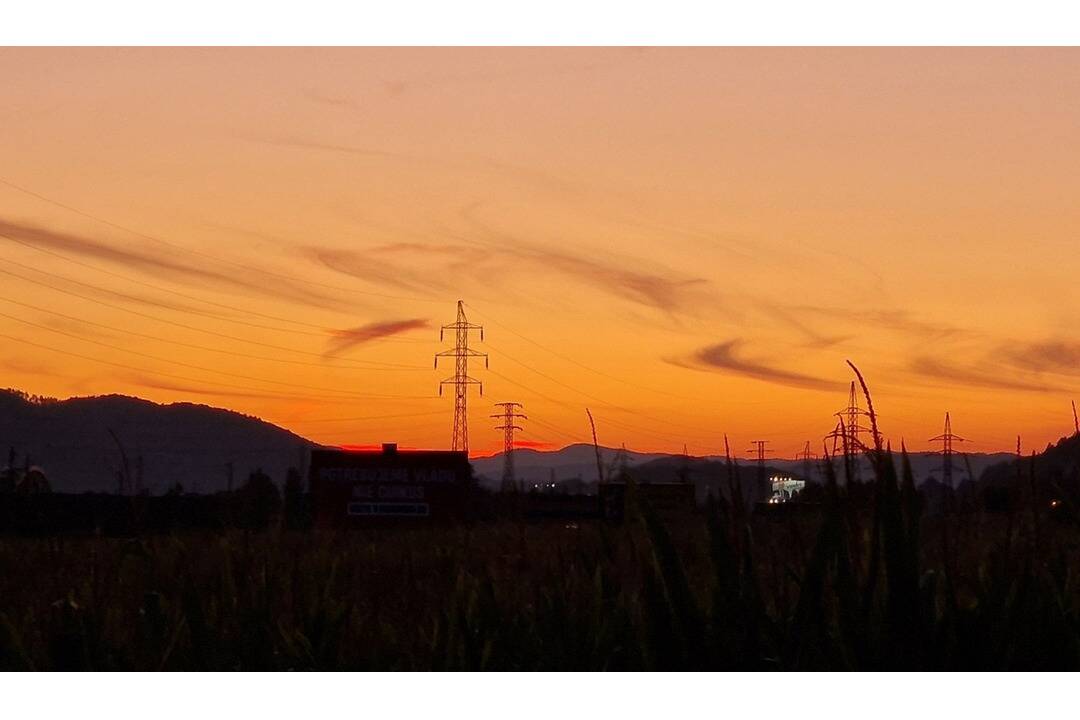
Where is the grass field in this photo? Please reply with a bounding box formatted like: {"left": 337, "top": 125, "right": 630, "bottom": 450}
{"left": 1, "top": 441, "right": 1078, "bottom": 670}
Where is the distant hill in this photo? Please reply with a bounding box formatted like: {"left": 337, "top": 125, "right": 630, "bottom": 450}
{"left": 750, "top": 452, "right": 1016, "bottom": 487}
{"left": 0, "top": 389, "right": 314, "bottom": 494}
{"left": 979, "top": 432, "right": 1080, "bottom": 498}
{"left": 473, "top": 443, "right": 1016, "bottom": 490}
{"left": 471, "top": 443, "right": 671, "bottom": 489}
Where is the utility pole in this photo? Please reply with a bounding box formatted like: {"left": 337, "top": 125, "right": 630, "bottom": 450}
{"left": 929, "top": 412, "right": 967, "bottom": 489}
{"left": 748, "top": 440, "right": 772, "bottom": 501}
{"left": 435, "top": 300, "right": 487, "bottom": 455}
{"left": 491, "top": 402, "right": 527, "bottom": 492}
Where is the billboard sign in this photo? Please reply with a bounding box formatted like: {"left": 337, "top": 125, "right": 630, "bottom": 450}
{"left": 310, "top": 444, "right": 471, "bottom": 524}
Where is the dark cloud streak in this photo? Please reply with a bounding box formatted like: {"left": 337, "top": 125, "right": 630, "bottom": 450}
{"left": 324, "top": 318, "right": 429, "bottom": 358}
{"left": 1002, "top": 340, "right": 1080, "bottom": 376}
{"left": 909, "top": 356, "right": 1063, "bottom": 393}
{"left": 669, "top": 339, "right": 841, "bottom": 392}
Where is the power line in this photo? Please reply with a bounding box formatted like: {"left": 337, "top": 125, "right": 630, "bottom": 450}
{"left": 523, "top": 414, "right": 583, "bottom": 444}
{"left": 0, "top": 263, "right": 425, "bottom": 366}
{"left": 303, "top": 418, "right": 451, "bottom": 440}
{"left": 516, "top": 427, "right": 566, "bottom": 449}
{"left": 485, "top": 339, "right": 724, "bottom": 439}
{"left": 283, "top": 410, "right": 447, "bottom": 424}
{"left": 0, "top": 246, "right": 429, "bottom": 343}
{"left": 0, "top": 175, "right": 442, "bottom": 304}
{"left": 486, "top": 336, "right": 754, "bottom": 440}
{"left": 589, "top": 411, "right": 721, "bottom": 446}
{"left": 486, "top": 366, "right": 577, "bottom": 408}
{"left": 0, "top": 294, "right": 427, "bottom": 371}
{"left": 485, "top": 340, "right": 618, "bottom": 409}
{"left": 0, "top": 330, "right": 428, "bottom": 403}
{"left": 0, "top": 230, "right": 341, "bottom": 331}
{"left": 485, "top": 366, "right": 712, "bottom": 450}
{"left": 0, "top": 309, "right": 436, "bottom": 400}
{"left": 465, "top": 301, "right": 713, "bottom": 403}
{"left": 0, "top": 248, "right": 320, "bottom": 337}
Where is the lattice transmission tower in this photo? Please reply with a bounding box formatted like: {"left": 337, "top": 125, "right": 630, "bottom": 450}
{"left": 795, "top": 440, "right": 818, "bottom": 482}
{"left": 825, "top": 381, "right": 873, "bottom": 455}
{"left": 492, "top": 402, "right": 527, "bottom": 492}
{"left": 748, "top": 439, "right": 772, "bottom": 499}
{"left": 434, "top": 300, "right": 487, "bottom": 454}
{"left": 929, "top": 412, "right": 966, "bottom": 489}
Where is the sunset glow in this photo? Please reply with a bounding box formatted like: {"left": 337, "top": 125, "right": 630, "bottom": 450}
{"left": 3, "top": 47, "right": 1080, "bottom": 457}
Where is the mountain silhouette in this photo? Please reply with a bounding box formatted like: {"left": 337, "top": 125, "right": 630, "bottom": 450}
{"left": 470, "top": 443, "right": 671, "bottom": 488}
{"left": 0, "top": 389, "right": 313, "bottom": 494}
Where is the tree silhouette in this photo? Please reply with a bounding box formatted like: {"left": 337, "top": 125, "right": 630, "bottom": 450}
{"left": 283, "top": 467, "right": 305, "bottom": 530}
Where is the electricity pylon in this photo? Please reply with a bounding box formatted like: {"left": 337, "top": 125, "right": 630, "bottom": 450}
{"left": 492, "top": 402, "right": 526, "bottom": 492}
{"left": 929, "top": 412, "right": 966, "bottom": 489}
{"left": 435, "top": 300, "right": 487, "bottom": 454}
{"left": 795, "top": 440, "right": 817, "bottom": 482}
{"left": 748, "top": 440, "right": 772, "bottom": 500}
{"left": 826, "top": 381, "right": 872, "bottom": 454}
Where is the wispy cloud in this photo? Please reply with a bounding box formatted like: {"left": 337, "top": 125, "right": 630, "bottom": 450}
{"left": 304, "top": 246, "right": 470, "bottom": 296}
{"left": 324, "top": 318, "right": 429, "bottom": 358}
{"left": 0, "top": 218, "right": 344, "bottom": 311}
{"left": 305, "top": 237, "right": 709, "bottom": 315}
{"left": 785, "top": 304, "right": 966, "bottom": 341}
{"left": 908, "top": 356, "right": 1064, "bottom": 393}
{"left": 505, "top": 244, "right": 709, "bottom": 314}
{"left": 668, "top": 339, "right": 841, "bottom": 391}
{"left": 1002, "top": 340, "right": 1080, "bottom": 376}
{"left": 458, "top": 208, "right": 711, "bottom": 315}
{"left": 252, "top": 136, "right": 405, "bottom": 160}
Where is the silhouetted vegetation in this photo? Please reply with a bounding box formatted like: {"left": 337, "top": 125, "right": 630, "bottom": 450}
{"left": 0, "top": 440, "right": 1078, "bottom": 669}
{"left": 2, "top": 370, "right": 1079, "bottom": 669}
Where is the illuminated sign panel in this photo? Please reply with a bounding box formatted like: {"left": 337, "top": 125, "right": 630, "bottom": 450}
{"left": 310, "top": 445, "right": 471, "bottom": 524}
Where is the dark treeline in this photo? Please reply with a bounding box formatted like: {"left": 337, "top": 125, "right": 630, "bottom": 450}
{"left": 0, "top": 468, "right": 309, "bottom": 535}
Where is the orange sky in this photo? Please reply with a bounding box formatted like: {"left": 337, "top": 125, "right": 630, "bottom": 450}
{"left": 1, "top": 47, "right": 1079, "bottom": 458}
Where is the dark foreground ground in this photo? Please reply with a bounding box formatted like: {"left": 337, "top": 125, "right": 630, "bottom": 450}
{"left": 1, "top": 463, "right": 1078, "bottom": 670}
